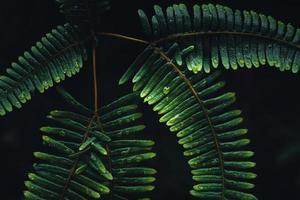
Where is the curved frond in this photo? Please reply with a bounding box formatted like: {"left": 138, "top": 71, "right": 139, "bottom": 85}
{"left": 138, "top": 3, "right": 300, "bottom": 74}
{"left": 24, "top": 89, "right": 156, "bottom": 200}
{"left": 120, "top": 43, "right": 257, "bottom": 200}
{"left": 56, "top": 0, "right": 110, "bottom": 27}
{"left": 0, "top": 24, "right": 86, "bottom": 116}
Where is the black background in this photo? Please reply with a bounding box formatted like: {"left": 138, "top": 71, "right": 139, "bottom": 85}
{"left": 0, "top": 0, "right": 300, "bottom": 199}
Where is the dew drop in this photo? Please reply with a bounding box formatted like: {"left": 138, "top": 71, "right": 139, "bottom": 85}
{"left": 163, "top": 86, "right": 170, "bottom": 94}
{"left": 43, "top": 81, "right": 48, "bottom": 87}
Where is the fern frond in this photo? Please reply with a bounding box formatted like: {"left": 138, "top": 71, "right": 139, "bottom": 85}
{"left": 137, "top": 3, "right": 300, "bottom": 74}
{"left": 120, "top": 43, "right": 257, "bottom": 200}
{"left": 24, "top": 89, "right": 156, "bottom": 200}
{"left": 56, "top": 0, "right": 110, "bottom": 27}
{"left": 0, "top": 24, "right": 86, "bottom": 116}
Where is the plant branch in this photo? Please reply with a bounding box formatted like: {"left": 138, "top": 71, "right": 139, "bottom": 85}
{"left": 97, "top": 31, "right": 300, "bottom": 50}
{"left": 59, "top": 115, "right": 97, "bottom": 200}
{"left": 59, "top": 45, "right": 100, "bottom": 199}
{"left": 156, "top": 48, "right": 226, "bottom": 199}
{"left": 97, "top": 32, "right": 150, "bottom": 45}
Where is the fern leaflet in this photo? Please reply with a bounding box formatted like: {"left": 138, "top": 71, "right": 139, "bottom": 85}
{"left": 0, "top": 24, "right": 86, "bottom": 116}
{"left": 137, "top": 3, "right": 300, "bottom": 74}
{"left": 120, "top": 43, "right": 257, "bottom": 200}
{"left": 23, "top": 88, "right": 156, "bottom": 200}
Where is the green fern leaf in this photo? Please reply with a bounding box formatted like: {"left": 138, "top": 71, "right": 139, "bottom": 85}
{"left": 56, "top": 0, "right": 110, "bottom": 26}
{"left": 120, "top": 44, "right": 257, "bottom": 200}
{"left": 137, "top": 3, "right": 300, "bottom": 74}
{"left": 23, "top": 88, "right": 156, "bottom": 200}
{"left": 0, "top": 24, "right": 86, "bottom": 116}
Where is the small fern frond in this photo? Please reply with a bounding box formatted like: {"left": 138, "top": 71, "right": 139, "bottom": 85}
{"left": 120, "top": 43, "right": 257, "bottom": 200}
{"left": 24, "top": 89, "right": 156, "bottom": 200}
{"left": 138, "top": 3, "right": 300, "bottom": 74}
{"left": 0, "top": 24, "right": 86, "bottom": 116}
{"left": 56, "top": 0, "right": 110, "bottom": 27}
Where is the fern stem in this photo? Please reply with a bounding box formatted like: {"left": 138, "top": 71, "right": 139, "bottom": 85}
{"left": 97, "top": 32, "right": 150, "bottom": 45}
{"left": 157, "top": 49, "right": 226, "bottom": 199}
{"left": 92, "top": 47, "right": 99, "bottom": 114}
{"left": 59, "top": 115, "right": 97, "bottom": 200}
{"left": 98, "top": 31, "right": 300, "bottom": 50}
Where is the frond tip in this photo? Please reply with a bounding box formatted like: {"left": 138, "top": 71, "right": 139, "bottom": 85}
{"left": 0, "top": 24, "right": 86, "bottom": 116}
{"left": 121, "top": 43, "right": 257, "bottom": 200}
{"left": 23, "top": 89, "right": 156, "bottom": 200}
{"left": 139, "top": 3, "right": 300, "bottom": 74}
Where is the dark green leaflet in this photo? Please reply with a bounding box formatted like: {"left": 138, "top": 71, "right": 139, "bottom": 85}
{"left": 138, "top": 3, "right": 300, "bottom": 74}
{"left": 0, "top": 24, "right": 86, "bottom": 116}
{"left": 24, "top": 88, "right": 156, "bottom": 200}
{"left": 56, "top": 0, "right": 110, "bottom": 26}
{"left": 120, "top": 44, "right": 257, "bottom": 200}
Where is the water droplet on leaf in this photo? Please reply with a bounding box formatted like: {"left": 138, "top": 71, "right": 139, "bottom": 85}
{"left": 163, "top": 86, "right": 170, "bottom": 94}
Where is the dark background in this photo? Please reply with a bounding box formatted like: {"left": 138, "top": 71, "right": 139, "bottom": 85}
{"left": 0, "top": 0, "right": 300, "bottom": 199}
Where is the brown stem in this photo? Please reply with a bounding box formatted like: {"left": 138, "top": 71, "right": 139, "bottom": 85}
{"left": 97, "top": 32, "right": 150, "bottom": 45}
{"left": 97, "top": 31, "right": 300, "bottom": 50}
{"left": 59, "top": 115, "right": 97, "bottom": 200}
{"left": 157, "top": 49, "right": 226, "bottom": 199}
{"left": 59, "top": 46, "right": 101, "bottom": 199}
